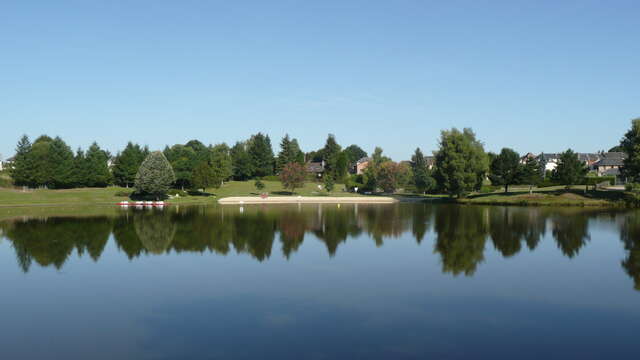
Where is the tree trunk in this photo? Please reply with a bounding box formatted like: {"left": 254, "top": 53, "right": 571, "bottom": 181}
{"left": 505, "top": 184, "right": 508, "bottom": 193}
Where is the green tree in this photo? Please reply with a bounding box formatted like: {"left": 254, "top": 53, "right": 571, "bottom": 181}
{"left": 322, "top": 134, "right": 342, "bottom": 178}
{"left": 9, "top": 135, "right": 33, "bottom": 186}
{"left": 434, "top": 128, "right": 489, "bottom": 197}
{"left": 83, "top": 142, "right": 111, "bottom": 187}
{"left": 164, "top": 144, "right": 197, "bottom": 190}
{"left": 521, "top": 156, "right": 543, "bottom": 193}
{"left": 377, "top": 161, "right": 401, "bottom": 193}
{"left": 412, "top": 148, "right": 435, "bottom": 194}
{"left": 324, "top": 174, "right": 335, "bottom": 192}
{"left": 134, "top": 151, "right": 176, "bottom": 199}
{"left": 191, "top": 162, "right": 216, "bottom": 191}
{"left": 113, "top": 142, "right": 147, "bottom": 188}
{"left": 489, "top": 148, "right": 522, "bottom": 193}
{"left": 276, "top": 134, "right": 304, "bottom": 172}
{"left": 621, "top": 118, "right": 640, "bottom": 183}
{"left": 279, "top": 162, "right": 306, "bottom": 193}
{"left": 254, "top": 179, "right": 265, "bottom": 191}
{"left": 210, "top": 143, "right": 232, "bottom": 185}
{"left": 48, "top": 137, "right": 75, "bottom": 189}
{"left": 71, "top": 148, "right": 88, "bottom": 187}
{"left": 230, "top": 141, "right": 253, "bottom": 180}
{"left": 247, "top": 133, "right": 275, "bottom": 177}
{"left": 555, "top": 149, "right": 588, "bottom": 189}
{"left": 343, "top": 145, "right": 367, "bottom": 165}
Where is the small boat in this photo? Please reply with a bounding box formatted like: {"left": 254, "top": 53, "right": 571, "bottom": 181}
{"left": 117, "top": 201, "right": 129, "bottom": 206}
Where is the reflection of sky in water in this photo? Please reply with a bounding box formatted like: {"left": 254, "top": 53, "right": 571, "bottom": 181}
{"left": 0, "top": 204, "right": 639, "bottom": 359}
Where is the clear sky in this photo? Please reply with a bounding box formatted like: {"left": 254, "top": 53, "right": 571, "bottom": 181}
{"left": 1, "top": 0, "right": 639, "bottom": 161}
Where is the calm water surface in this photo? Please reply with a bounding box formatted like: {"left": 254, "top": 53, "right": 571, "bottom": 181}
{"left": 1, "top": 203, "right": 639, "bottom": 359}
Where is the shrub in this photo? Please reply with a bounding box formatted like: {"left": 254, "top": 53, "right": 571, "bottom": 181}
{"left": 114, "top": 190, "right": 133, "bottom": 197}
{"left": 261, "top": 175, "right": 280, "bottom": 182}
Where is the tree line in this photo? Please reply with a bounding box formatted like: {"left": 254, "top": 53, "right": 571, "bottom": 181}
{"left": 6, "top": 117, "right": 640, "bottom": 197}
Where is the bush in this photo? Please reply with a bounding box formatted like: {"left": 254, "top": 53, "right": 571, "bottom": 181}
{"left": 114, "top": 190, "right": 133, "bottom": 197}
{"left": 625, "top": 183, "right": 640, "bottom": 192}
{"left": 537, "top": 179, "right": 561, "bottom": 188}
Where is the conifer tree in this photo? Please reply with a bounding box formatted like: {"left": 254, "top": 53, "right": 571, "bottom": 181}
{"left": 621, "top": 118, "right": 640, "bottom": 183}
{"left": 113, "top": 142, "right": 146, "bottom": 188}
{"left": 10, "top": 135, "right": 33, "bottom": 186}
{"left": 84, "top": 142, "right": 111, "bottom": 187}
{"left": 230, "top": 142, "right": 253, "bottom": 180}
{"left": 247, "top": 133, "right": 275, "bottom": 177}
{"left": 49, "top": 137, "right": 75, "bottom": 189}
{"left": 135, "top": 151, "right": 175, "bottom": 198}
{"left": 412, "top": 148, "right": 435, "bottom": 194}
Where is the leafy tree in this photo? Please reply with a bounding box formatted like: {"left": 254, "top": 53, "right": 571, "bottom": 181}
{"left": 334, "top": 151, "right": 349, "bottom": 181}
{"left": 609, "top": 145, "right": 623, "bottom": 153}
{"left": 279, "top": 162, "right": 306, "bottom": 193}
{"left": 412, "top": 148, "right": 435, "bottom": 194}
{"left": 230, "top": 142, "right": 253, "bottom": 180}
{"left": 323, "top": 174, "right": 335, "bottom": 192}
{"left": 247, "top": 133, "right": 275, "bottom": 177}
{"left": 191, "top": 162, "right": 216, "bottom": 191}
{"left": 112, "top": 142, "right": 147, "bottom": 188}
{"left": 555, "top": 149, "right": 588, "bottom": 189}
{"left": 210, "top": 143, "right": 232, "bottom": 185}
{"left": 134, "top": 151, "right": 176, "bottom": 199}
{"left": 434, "top": 128, "right": 489, "bottom": 197}
{"left": 9, "top": 135, "right": 33, "bottom": 186}
{"left": 489, "top": 148, "right": 522, "bottom": 193}
{"left": 521, "top": 156, "right": 543, "bottom": 193}
{"left": 164, "top": 144, "right": 197, "bottom": 190}
{"left": 377, "top": 161, "right": 401, "bottom": 193}
{"left": 344, "top": 145, "right": 367, "bottom": 165}
{"left": 621, "top": 118, "right": 640, "bottom": 182}
{"left": 83, "top": 142, "right": 111, "bottom": 187}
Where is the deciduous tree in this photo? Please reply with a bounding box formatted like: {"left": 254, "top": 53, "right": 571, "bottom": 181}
{"left": 489, "top": 148, "right": 522, "bottom": 193}
{"left": 279, "top": 162, "right": 306, "bottom": 193}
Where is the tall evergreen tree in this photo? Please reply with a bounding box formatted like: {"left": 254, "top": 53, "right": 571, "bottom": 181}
{"left": 10, "top": 135, "right": 33, "bottom": 186}
{"left": 230, "top": 141, "right": 253, "bottom": 180}
{"left": 489, "top": 148, "right": 522, "bottom": 193}
{"left": 247, "top": 133, "right": 275, "bottom": 177}
{"left": 321, "top": 134, "right": 342, "bottom": 177}
{"left": 621, "top": 118, "right": 640, "bottom": 183}
{"left": 134, "top": 151, "right": 176, "bottom": 198}
{"left": 84, "top": 142, "right": 111, "bottom": 187}
{"left": 48, "top": 137, "right": 75, "bottom": 189}
{"left": 29, "top": 136, "right": 55, "bottom": 187}
{"left": 276, "top": 134, "right": 305, "bottom": 172}
{"left": 434, "top": 128, "right": 489, "bottom": 197}
{"left": 113, "top": 142, "right": 147, "bottom": 188}
{"left": 72, "top": 148, "right": 88, "bottom": 187}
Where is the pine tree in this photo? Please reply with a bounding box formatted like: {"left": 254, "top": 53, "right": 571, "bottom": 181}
{"left": 72, "top": 148, "right": 88, "bottom": 187}
{"left": 230, "top": 142, "right": 253, "bottom": 180}
{"left": 555, "top": 149, "right": 588, "bottom": 189}
{"left": 10, "top": 135, "right": 33, "bottom": 186}
{"left": 49, "top": 137, "right": 75, "bottom": 189}
{"left": 322, "top": 134, "right": 342, "bottom": 178}
{"left": 113, "top": 142, "right": 146, "bottom": 188}
{"left": 135, "top": 151, "right": 176, "bottom": 198}
{"left": 247, "top": 133, "right": 275, "bottom": 177}
{"left": 276, "top": 134, "right": 303, "bottom": 172}
{"left": 84, "top": 142, "right": 111, "bottom": 187}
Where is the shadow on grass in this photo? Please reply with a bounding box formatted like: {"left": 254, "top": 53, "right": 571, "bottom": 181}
{"left": 271, "top": 191, "right": 296, "bottom": 196}
{"left": 187, "top": 190, "right": 214, "bottom": 197}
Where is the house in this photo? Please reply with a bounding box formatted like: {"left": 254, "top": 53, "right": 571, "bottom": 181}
{"left": 593, "top": 152, "right": 627, "bottom": 184}
{"left": 425, "top": 156, "right": 436, "bottom": 170}
{"left": 519, "top": 153, "right": 537, "bottom": 165}
{"left": 537, "top": 153, "right": 561, "bottom": 173}
{"left": 578, "top": 153, "right": 600, "bottom": 168}
{"left": 1, "top": 156, "right": 15, "bottom": 171}
{"left": 355, "top": 157, "right": 371, "bottom": 175}
{"left": 306, "top": 160, "right": 325, "bottom": 178}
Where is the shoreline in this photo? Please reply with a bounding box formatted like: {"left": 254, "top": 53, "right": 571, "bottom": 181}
{"left": 218, "top": 196, "right": 398, "bottom": 204}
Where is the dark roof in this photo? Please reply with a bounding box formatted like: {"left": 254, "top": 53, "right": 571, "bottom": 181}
{"left": 595, "top": 152, "right": 627, "bottom": 167}
{"left": 578, "top": 153, "right": 600, "bottom": 162}
{"left": 602, "top": 168, "right": 621, "bottom": 176}
{"left": 603, "top": 152, "right": 626, "bottom": 159}
{"left": 306, "top": 161, "right": 324, "bottom": 173}
{"left": 538, "top": 153, "right": 560, "bottom": 161}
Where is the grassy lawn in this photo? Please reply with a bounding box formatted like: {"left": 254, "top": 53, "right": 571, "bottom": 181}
{"left": 456, "top": 186, "right": 626, "bottom": 207}
{"left": 0, "top": 180, "right": 363, "bottom": 207}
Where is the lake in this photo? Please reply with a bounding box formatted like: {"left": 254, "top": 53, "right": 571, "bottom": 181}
{"left": 1, "top": 203, "right": 639, "bottom": 359}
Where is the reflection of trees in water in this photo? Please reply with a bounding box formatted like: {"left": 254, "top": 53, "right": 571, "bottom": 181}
{"left": 434, "top": 205, "right": 488, "bottom": 276}
{"left": 3, "top": 217, "right": 112, "bottom": 272}
{"left": 278, "top": 210, "right": 307, "bottom": 259}
{"left": 134, "top": 212, "right": 177, "bottom": 254}
{"left": 551, "top": 214, "right": 590, "bottom": 258}
{"left": 489, "top": 207, "right": 546, "bottom": 257}
{"left": 411, "top": 204, "right": 433, "bottom": 244}
{"left": 619, "top": 212, "right": 640, "bottom": 291}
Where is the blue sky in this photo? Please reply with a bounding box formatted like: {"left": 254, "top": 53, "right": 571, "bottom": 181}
{"left": 1, "top": 0, "right": 639, "bottom": 161}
